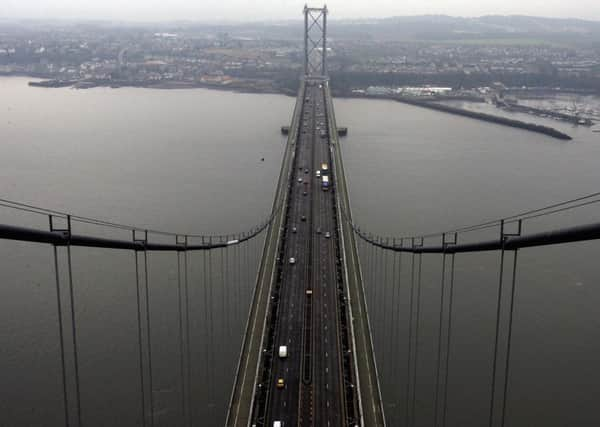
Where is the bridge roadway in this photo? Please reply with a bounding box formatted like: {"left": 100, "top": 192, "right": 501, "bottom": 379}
{"left": 227, "top": 79, "right": 385, "bottom": 426}
{"left": 264, "top": 81, "right": 347, "bottom": 426}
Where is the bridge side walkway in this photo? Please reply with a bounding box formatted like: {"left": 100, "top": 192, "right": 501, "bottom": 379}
{"left": 325, "top": 83, "right": 387, "bottom": 426}
{"left": 226, "top": 82, "right": 306, "bottom": 427}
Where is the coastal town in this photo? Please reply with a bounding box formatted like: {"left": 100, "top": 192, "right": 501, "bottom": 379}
{"left": 2, "top": 16, "right": 600, "bottom": 125}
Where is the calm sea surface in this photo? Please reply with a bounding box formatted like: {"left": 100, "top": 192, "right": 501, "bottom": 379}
{"left": 1, "top": 77, "right": 599, "bottom": 426}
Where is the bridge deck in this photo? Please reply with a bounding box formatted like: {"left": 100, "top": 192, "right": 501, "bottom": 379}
{"left": 227, "top": 80, "right": 385, "bottom": 427}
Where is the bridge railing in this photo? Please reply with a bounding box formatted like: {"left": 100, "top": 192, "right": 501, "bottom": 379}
{"left": 0, "top": 198, "right": 272, "bottom": 427}
{"left": 344, "top": 191, "right": 600, "bottom": 427}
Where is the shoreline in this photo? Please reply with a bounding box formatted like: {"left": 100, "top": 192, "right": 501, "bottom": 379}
{"left": 16, "top": 76, "right": 576, "bottom": 140}
{"left": 25, "top": 77, "right": 298, "bottom": 97}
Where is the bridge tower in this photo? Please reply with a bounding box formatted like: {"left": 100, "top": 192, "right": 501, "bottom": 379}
{"left": 303, "top": 4, "right": 328, "bottom": 79}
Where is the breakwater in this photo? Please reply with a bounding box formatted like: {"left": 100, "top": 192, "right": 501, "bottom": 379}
{"left": 394, "top": 97, "right": 573, "bottom": 140}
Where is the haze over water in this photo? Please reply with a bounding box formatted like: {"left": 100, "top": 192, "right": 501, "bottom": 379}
{"left": 1, "top": 77, "right": 599, "bottom": 426}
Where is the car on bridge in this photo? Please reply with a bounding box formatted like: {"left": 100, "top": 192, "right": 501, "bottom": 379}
{"left": 276, "top": 378, "right": 285, "bottom": 389}
{"left": 279, "top": 345, "right": 288, "bottom": 358}
{"left": 289, "top": 257, "right": 296, "bottom": 265}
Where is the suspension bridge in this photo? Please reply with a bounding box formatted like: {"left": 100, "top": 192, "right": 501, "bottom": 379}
{"left": 2, "top": 5, "right": 600, "bottom": 427}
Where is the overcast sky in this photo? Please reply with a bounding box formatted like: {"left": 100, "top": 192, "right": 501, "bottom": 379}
{"left": 3, "top": 0, "right": 600, "bottom": 22}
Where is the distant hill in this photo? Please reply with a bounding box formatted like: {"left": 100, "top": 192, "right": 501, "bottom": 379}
{"left": 4, "top": 14, "right": 599, "bottom": 45}
{"left": 178, "top": 14, "right": 600, "bottom": 45}
{"left": 327, "top": 15, "right": 600, "bottom": 43}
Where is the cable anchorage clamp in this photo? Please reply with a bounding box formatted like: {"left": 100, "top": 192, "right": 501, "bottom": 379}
{"left": 49, "top": 214, "right": 71, "bottom": 245}
{"left": 442, "top": 232, "right": 458, "bottom": 253}
{"left": 132, "top": 229, "right": 148, "bottom": 251}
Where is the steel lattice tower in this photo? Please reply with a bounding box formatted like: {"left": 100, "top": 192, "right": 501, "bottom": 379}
{"left": 303, "top": 4, "right": 328, "bottom": 79}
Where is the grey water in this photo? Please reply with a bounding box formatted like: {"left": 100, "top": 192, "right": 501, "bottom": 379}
{"left": 334, "top": 97, "right": 600, "bottom": 426}
{"left": 1, "top": 76, "right": 599, "bottom": 426}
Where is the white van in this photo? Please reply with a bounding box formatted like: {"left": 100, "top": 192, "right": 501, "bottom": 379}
{"left": 278, "top": 345, "right": 288, "bottom": 358}
{"left": 273, "top": 422, "right": 283, "bottom": 427}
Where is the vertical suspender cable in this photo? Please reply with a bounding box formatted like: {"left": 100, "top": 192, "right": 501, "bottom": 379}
{"left": 387, "top": 242, "right": 398, "bottom": 382}
{"left": 371, "top": 238, "right": 376, "bottom": 309}
{"left": 134, "top": 251, "right": 146, "bottom": 427}
{"left": 379, "top": 240, "right": 386, "bottom": 351}
{"left": 368, "top": 240, "right": 373, "bottom": 310}
{"left": 202, "top": 240, "right": 211, "bottom": 421}
{"left": 224, "top": 237, "right": 231, "bottom": 362}
{"left": 405, "top": 246, "right": 416, "bottom": 427}
{"left": 252, "top": 231, "right": 260, "bottom": 276}
{"left": 363, "top": 241, "right": 372, "bottom": 307}
{"left": 65, "top": 244, "right": 82, "bottom": 427}
{"left": 225, "top": 236, "right": 233, "bottom": 350}
{"left": 381, "top": 241, "right": 389, "bottom": 373}
{"left": 177, "top": 251, "right": 186, "bottom": 425}
{"left": 237, "top": 235, "right": 241, "bottom": 342}
{"left": 410, "top": 253, "right": 423, "bottom": 427}
{"left": 500, "top": 251, "right": 519, "bottom": 427}
{"left": 236, "top": 235, "right": 245, "bottom": 340}
{"left": 366, "top": 238, "right": 370, "bottom": 282}
{"left": 53, "top": 245, "right": 70, "bottom": 427}
{"left": 143, "top": 245, "right": 155, "bottom": 427}
{"left": 434, "top": 252, "right": 447, "bottom": 427}
{"left": 184, "top": 249, "right": 192, "bottom": 427}
{"left": 246, "top": 233, "right": 251, "bottom": 318}
{"left": 225, "top": 236, "right": 234, "bottom": 342}
{"left": 489, "top": 223, "right": 506, "bottom": 427}
{"left": 219, "top": 241, "right": 227, "bottom": 408}
{"left": 374, "top": 239, "right": 382, "bottom": 350}
{"left": 393, "top": 239, "right": 403, "bottom": 414}
{"left": 363, "top": 239, "right": 368, "bottom": 303}
{"left": 207, "top": 237, "right": 215, "bottom": 418}
{"left": 441, "top": 253, "right": 456, "bottom": 427}
{"left": 235, "top": 237, "right": 242, "bottom": 340}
